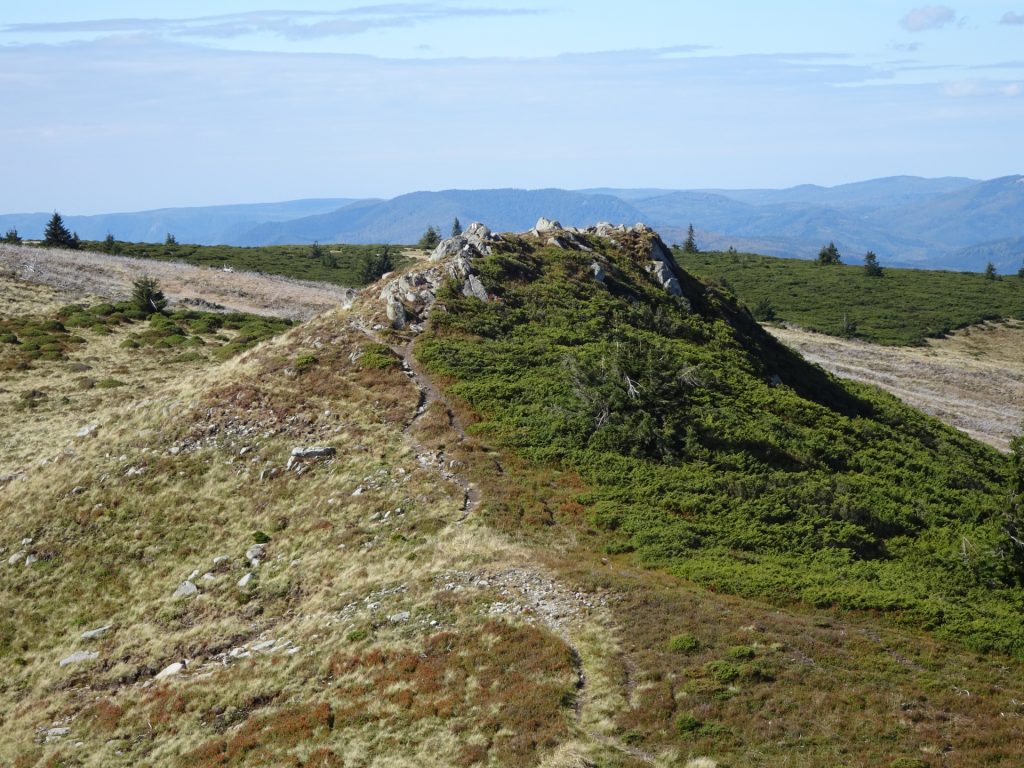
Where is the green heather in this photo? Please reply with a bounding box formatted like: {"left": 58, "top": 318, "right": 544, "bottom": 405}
{"left": 678, "top": 248, "right": 1024, "bottom": 346}
{"left": 0, "top": 300, "right": 290, "bottom": 372}
{"left": 417, "top": 231, "right": 1024, "bottom": 656}
{"left": 78, "top": 240, "right": 412, "bottom": 287}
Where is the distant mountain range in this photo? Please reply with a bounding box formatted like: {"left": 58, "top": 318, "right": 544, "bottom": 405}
{"left": 3, "top": 175, "right": 1023, "bottom": 272}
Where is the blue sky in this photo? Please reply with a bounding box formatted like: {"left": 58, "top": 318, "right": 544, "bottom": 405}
{"left": 2, "top": 1, "right": 1022, "bottom": 213}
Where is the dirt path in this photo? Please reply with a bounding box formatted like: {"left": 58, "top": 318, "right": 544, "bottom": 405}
{"left": 350, "top": 319, "right": 481, "bottom": 517}
{"left": 0, "top": 243, "right": 354, "bottom": 321}
{"left": 771, "top": 324, "right": 1024, "bottom": 451}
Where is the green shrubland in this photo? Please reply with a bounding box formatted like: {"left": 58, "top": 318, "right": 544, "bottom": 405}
{"left": 417, "top": 231, "right": 1024, "bottom": 656}
{"left": 678, "top": 249, "right": 1024, "bottom": 345}
{"left": 76, "top": 240, "right": 410, "bottom": 287}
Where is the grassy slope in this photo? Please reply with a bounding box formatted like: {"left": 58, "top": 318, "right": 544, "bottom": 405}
{"left": 417, "top": 230, "right": 1024, "bottom": 656}
{"left": 77, "top": 241, "right": 413, "bottom": 288}
{"left": 4, "top": 249, "right": 1024, "bottom": 768}
{"left": 678, "top": 249, "right": 1024, "bottom": 346}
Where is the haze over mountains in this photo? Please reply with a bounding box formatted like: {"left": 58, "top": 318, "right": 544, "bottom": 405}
{"left": 4, "top": 175, "right": 1023, "bottom": 272}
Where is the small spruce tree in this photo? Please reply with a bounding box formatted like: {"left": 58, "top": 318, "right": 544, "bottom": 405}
{"left": 310, "top": 241, "right": 326, "bottom": 261}
{"left": 451, "top": 217, "right": 463, "bottom": 237}
{"left": 165, "top": 233, "right": 178, "bottom": 246}
{"left": 817, "top": 241, "right": 841, "bottom": 265}
{"left": 683, "top": 224, "right": 699, "bottom": 254}
{"left": 131, "top": 276, "right": 167, "bottom": 316}
{"left": 1018, "top": 260, "right": 1024, "bottom": 279}
{"left": 863, "top": 250, "right": 883, "bottom": 277}
{"left": 103, "top": 233, "right": 118, "bottom": 253}
{"left": 417, "top": 225, "right": 441, "bottom": 250}
{"left": 359, "top": 245, "right": 394, "bottom": 284}
{"left": 2, "top": 228, "right": 21, "bottom": 244}
{"left": 984, "top": 261, "right": 998, "bottom": 280}
{"left": 44, "top": 212, "right": 76, "bottom": 249}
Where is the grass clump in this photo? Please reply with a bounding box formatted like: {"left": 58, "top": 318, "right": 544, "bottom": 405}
{"left": 667, "top": 633, "right": 701, "bottom": 653}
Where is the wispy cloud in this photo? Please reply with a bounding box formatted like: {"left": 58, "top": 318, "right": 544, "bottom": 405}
{"left": 900, "top": 5, "right": 957, "bottom": 32}
{"left": 1, "top": 5, "right": 546, "bottom": 41}
{"left": 1001, "top": 11, "right": 1024, "bottom": 25}
{"left": 944, "top": 78, "right": 1022, "bottom": 96}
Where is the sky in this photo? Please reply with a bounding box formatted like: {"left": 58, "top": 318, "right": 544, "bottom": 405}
{"left": 1, "top": 1, "right": 1022, "bottom": 214}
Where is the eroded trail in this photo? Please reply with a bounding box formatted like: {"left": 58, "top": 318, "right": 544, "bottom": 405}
{"left": 350, "top": 319, "right": 481, "bottom": 517}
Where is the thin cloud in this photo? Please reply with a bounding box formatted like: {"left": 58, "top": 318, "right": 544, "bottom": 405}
{"left": 2, "top": 5, "right": 547, "bottom": 41}
{"left": 900, "top": 5, "right": 957, "bottom": 32}
{"left": 1001, "top": 11, "right": 1024, "bottom": 25}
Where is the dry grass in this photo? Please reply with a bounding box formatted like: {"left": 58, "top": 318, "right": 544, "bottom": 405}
{"left": 771, "top": 321, "right": 1024, "bottom": 450}
{"left": 0, "top": 243, "right": 354, "bottom": 321}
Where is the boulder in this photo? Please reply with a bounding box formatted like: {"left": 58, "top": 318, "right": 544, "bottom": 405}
{"left": 384, "top": 296, "right": 407, "bottom": 329}
{"left": 155, "top": 660, "right": 186, "bottom": 681}
{"left": 237, "top": 572, "right": 254, "bottom": 588}
{"left": 286, "top": 445, "right": 335, "bottom": 471}
{"left": 245, "top": 543, "right": 266, "bottom": 565}
{"left": 81, "top": 625, "right": 112, "bottom": 640}
{"left": 590, "top": 261, "right": 606, "bottom": 283}
{"left": 173, "top": 580, "right": 198, "bottom": 599}
{"left": 533, "top": 217, "right": 561, "bottom": 235}
{"left": 59, "top": 650, "right": 98, "bottom": 667}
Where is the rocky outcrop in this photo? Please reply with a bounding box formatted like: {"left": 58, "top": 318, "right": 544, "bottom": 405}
{"left": 379, "top": 222, "right": 499, "bottom": 330}
{"left": 377, "top": 218, "right": 689, "bottom": 329}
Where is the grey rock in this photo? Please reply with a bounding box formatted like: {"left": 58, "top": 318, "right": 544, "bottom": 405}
{"left": 8, "top": 551, "right": 26, "bottom": 565}
{"left": 245, "top": 543, "right": 266, "bottom": 564}
{"left": 384, "top": 296, "right": 407, "bottom": 329}
{"left": 462, "top": 274, "right": 489, "bottom": 302}
{"left": 45, "top": 727, "right": 71, "bottom": 742}
{"left": 155, "top": 660, "right": 185, "bottom": 680}
{"left": 590, "top": 261, "right": 606, "bottom": 283}
{"left": 81, "top": 625, "right": 112, "bottom": 640}
{"left": 533, "top": 217, "right": 561, "bottom": 234}
{"left": 389, "top": 611, "right": 411, "bottom": 622}
{"left": 76, "top": 423, "right": 99, "bottom": 438}
{"left": 173, "top": 580, "right": 198, "bottom": 599}
{"left": 59, "top": 650, "right": 98, "bottom": 667}
{"left": 286, "top": 445, "right": 335, "bottom": 471}
{"left": 237, "top": 572, "right": 254, "bottom": 588}
{"left": 212, "top": 555, "right": 230, "bottom": 568}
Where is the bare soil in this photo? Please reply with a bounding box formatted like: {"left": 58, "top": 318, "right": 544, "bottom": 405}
{"left": 771, "top": 321, "right": 1024, "bottom": 451}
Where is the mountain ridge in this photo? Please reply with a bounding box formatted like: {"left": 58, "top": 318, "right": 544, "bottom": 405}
{"left": 2, "top": 175, "right": 1022, "bottom": 271}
